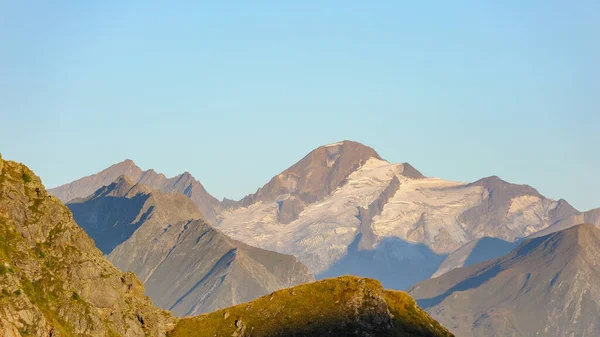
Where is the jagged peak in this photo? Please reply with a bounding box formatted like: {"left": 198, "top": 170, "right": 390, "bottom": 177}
{"left": 399, "top": 162, "right": 425, "bottom": 179}
{"left": 90, "top": 175, "right": 154, "bottom": 199}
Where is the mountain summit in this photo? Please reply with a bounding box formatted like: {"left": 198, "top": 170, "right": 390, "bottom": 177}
{"left": 409, "top": 223, "right": 600, "bottom": 337}
{"left": 232, "top": 140, "right": 395, "bottom": 223}
{"left": 49, "top": 159, "right": 221, "bottom": 224}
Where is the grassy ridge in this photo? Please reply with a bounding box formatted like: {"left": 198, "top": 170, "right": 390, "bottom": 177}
{"left": 169, "top": 276, "right": 454, "bottom": 337}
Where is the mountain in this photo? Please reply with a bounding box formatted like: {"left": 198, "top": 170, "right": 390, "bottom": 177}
{"left": 0, "top": 155, "right": 172, "bottom": 336}
{"left": 67, "top": 178, "right": 315, "bottom": 316}
{"left": 0, "top": 155, "right": 454, "bottom": 337}
{"left": 170, "top": 276, "right": 454, "bottom": 337}
{"left": 48, "top": 159, "right": 221, "bottom": 224}
{"left": 409, "top": 223, "right": 600, "bottom": 337}
{"left": 216, "top": 140, "right": 580, "bottom": 289}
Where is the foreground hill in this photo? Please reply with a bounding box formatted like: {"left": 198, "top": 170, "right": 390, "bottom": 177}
{"left": 68, "top": 177, "right": 314, "bottom": 316}
{"left": 170, "top": 276, "right": 454, "bottom": 337}
{"left": 217, "top": 141, "right": 579, "bottom": 289}
{"left": 0, "top": 155, "right": 172, "bottom": 336}
{"left": 48, "top": 159, "right": 221, "bottom": 224}
{"left": 409, "top": 223, "right": 600, "bottom": 337}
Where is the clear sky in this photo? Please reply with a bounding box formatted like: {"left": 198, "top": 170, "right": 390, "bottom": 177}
{"left": 1, "top": 1, "right": 599, "bottom": 211}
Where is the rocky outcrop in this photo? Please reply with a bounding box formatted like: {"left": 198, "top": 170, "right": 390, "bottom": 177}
{"left": 0, "top": 155, "right": 173, "bottom": 337}
{"left": 169, "top": 276, "right": 454, "bottom": 337}
{"left": 276, "top": 197, "right": 305, "bottom": 224}
{"left": 48, "top": 159, "right": 221, "bottom": 224}
{"left": 409, "top": 223, "right": 600, "bottom": 337}
{"left": 68, "top": 179, "right": 315, "bottom": 316}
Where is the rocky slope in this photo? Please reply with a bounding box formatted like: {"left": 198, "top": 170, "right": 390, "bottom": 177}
{"left": 68, "top": 178, "right": 314, "bottom": 316}
{"left": 67, "top": 175, "right": 204, "bottom": 255}
{"left": 48, "top": 159, "right": 221, "bottom": 224}
{"left": 409, "top": 223, "right": 600, "bottom": 337}
{"left": 0, "top": 155, "right": 173, "bottom": 337}
{"left": 169, "top": 276, "right": 454, "bottom": 337}
{"left": 216, "top": 141, "right": 580, "bottom": 289}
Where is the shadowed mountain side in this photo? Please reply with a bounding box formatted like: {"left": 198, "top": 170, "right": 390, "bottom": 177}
{"left": 169, "top": 276, "right": 454, "bottom": 337}
{"left": 108, "top": 218, "right": 315, "bottom": 316}
{"left": 50, "top": 159, "right": 221, "bottom": 224}
{"left": 409, "top": 223, "right": 600, "bottom": 337}
{"left": 318, "top": 236, "right": 445, "bottom": 290}
{"left": 433, "top": 237, "right": 519, "bottom": 278}
{"left": 68, "top": 179, "right": 314, "bottom": 316}
{"left": 67, "top": 175, "right": 203, "bottom": 255}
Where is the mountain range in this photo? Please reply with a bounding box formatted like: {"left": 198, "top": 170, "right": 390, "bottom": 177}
{"left": 67, "top": 175, "right": 314, "bottom": 315}
{"left": 43, "top": 140, "right": 600, "bottom": 336}
{"left": 0, "top": 153, "right": 453, "bottom": 337}
{"left": 215, "top": 141, "right": 582, "bottom": 289}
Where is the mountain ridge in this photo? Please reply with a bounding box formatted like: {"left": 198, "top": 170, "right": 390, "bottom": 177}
{"left": 409, "top": 223, "right": 600, "bottom": 337}
{"left": 48, "top": 159, "right": 221, "bottom": 224}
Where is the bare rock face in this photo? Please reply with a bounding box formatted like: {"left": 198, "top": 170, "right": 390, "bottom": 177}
{"left": 276, "top": 197, "right": 305, "bottom": 224}
{"left": 409, "top": 223, "right": 600, "bottom": 337}
{"left": 233, "top": 141, "right": 384, "bottom": 222}
{"left": 0, "top": 155, "right": 173, "bottom": 337}
{"left": 67, "top": 179, "right": 315, "bottom": 316}
{"left": 48, "top": 160, "right": 221, "bottom": 224}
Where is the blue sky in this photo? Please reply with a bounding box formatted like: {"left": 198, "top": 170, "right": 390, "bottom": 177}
{"left": 1, "top": 1, "right": 599, "bottom": 211}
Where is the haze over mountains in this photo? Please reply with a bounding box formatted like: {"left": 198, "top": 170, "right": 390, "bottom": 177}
{"left": 409, "top": 223, "right": 600, "bottom": 337}
{"left": 67, "top": 176, "right": 314, "bottom": 315}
